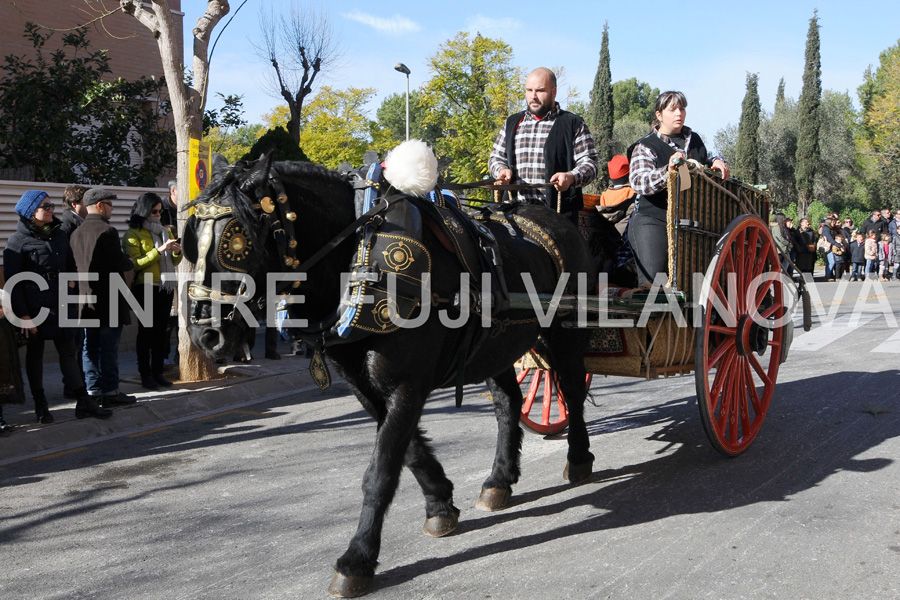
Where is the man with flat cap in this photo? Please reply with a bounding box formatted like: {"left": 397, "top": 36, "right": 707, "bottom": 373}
{"left": 69, "top": 188, "right": 136, "bottom": 408}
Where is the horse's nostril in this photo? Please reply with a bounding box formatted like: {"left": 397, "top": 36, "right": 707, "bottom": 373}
{"left": 200, "top": 328, "right": 221, "bottom": 353}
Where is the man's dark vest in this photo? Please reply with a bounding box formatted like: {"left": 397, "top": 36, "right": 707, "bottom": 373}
{"left": 504, "top": 110, "right": 584, "bottom": 213}
{"left": 626, "top": 131, "right": 708, "bottom": 220}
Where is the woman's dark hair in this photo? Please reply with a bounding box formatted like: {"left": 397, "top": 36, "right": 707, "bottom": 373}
{"left": 127, "top": 192, "right": 163, "bottom": 228}
{"left": 652, "top": 91, "right": 688, "bottom": 128}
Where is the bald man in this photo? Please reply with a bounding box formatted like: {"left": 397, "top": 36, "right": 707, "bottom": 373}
{"left": 489, "top": 67, "right": 599, "bottom": 218}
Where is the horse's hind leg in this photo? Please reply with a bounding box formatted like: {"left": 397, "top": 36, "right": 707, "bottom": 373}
{"left": 476, "top": 368, "right": 524, "bottom": 511}
{"left": 404, "top": 428, "right": 460, "bottom": 537}
{"left": 548, "top": 335, "right": 594, "bottom": 483}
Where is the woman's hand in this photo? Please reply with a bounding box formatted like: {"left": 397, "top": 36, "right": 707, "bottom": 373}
{"left": 159, "top": 238, "right": 181, "bottom": 253}
{"left": 668, "top": 152, "right": 686, "bottom": 170}
{"left": 712, "top": 158, "right": 731, "bottom": 180}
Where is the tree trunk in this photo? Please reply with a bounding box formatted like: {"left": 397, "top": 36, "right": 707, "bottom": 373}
{"left": 121, "top": 0, "right": 229, "bottom": 382}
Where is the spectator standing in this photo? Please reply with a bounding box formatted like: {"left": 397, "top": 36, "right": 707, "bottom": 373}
{"left": 797, "top": 218, "right": 817, "bottom": 275}
{"left": 0, "top": 283, "right": 26, "bottom": 434}
{"left": 889, "top": 209, "right": 900, "bottom": 241}
{"left": 831, "top": 234, "right": 848, "bottom": 279}
{"left": 70, "top": 189, "right": 134, "bottom": 410}
{"left": 861, "top": 210, "right": 887, "bottom": 239}
{"left": 850, "top": 233, "right": 866, "bottom": 281}
{"left": 59, "top": 184, "right": 89, "bottom": 399}
{"left": 770, "top": 213, "right": 792, "bottom": 273}
{"left": 161, "top": 179, "right": 179, "bottom": 369}
{"left": 122, "top": 193, "right": 182, "bottom": 390}
{"left": 819, "top": 216, "right": 838, "bottom": 281}
{"left": 841, "top": 217, "right": 855, "bottom": 242}
{"left": 878, "top": 232, "right": 892, "bottom": 281}
{"left": 3, "top": 190, "right": 104, "bottom": 421}
{"left": 864, "top": 230, "right": 879, "bottom": 279}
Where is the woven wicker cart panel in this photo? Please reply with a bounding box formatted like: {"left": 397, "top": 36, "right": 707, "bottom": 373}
{"left": 667, "top": 168, "right": 770, "bottom": 299}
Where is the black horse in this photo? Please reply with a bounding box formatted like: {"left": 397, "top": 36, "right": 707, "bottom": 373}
{"left": 182, "top": 156, "right": 595, "bottom": 597}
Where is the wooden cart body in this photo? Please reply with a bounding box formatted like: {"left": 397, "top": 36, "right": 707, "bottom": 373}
{"left": 516, "top": 165, "right": 795, "bottom": 456}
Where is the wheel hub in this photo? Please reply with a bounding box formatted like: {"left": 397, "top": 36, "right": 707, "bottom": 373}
{"left": 736, "top": 314, "right": 768, "bottom": 356}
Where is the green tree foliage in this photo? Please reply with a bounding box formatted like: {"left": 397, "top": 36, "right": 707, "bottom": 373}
{"left": 376, "top": 90, "right": 441, "bottom": 146}
{"left": 207, "top": 124, "right": 264, "bottom": 164}
{"left": 0, "top": 23, "right": 175, "bottom": 186}
{"left": 713, "top": 123, "right": 738, "bottom": 168}
{"left": 419, "top": 33, "right": 523, "bottom": 190}
{"left": 586, "top": 23, "right": 614, "bottom": 190}
{"left": 612, "top": 78, "right": 659, "bottom": 124}
{"left": 795, "top": 10, "right": 822, "bottom": 217}
{"left": 297, "top": 86, "right": 379, "bottom": 169}
{"left": 734, "top": 73, "right": 761, "bottom": 183}
{"left": 858, "top": 41, "right": 900, "bottom": 207}
{"left": 758, "top": 96, "right": 798, "bottom": 209}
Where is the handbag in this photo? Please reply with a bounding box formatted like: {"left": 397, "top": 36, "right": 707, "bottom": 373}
{"left": 816, "top": 236, "right": 831, "bottom": 254}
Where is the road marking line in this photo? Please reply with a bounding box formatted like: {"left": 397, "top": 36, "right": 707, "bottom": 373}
{"left": 192, "top": 409, "right": 267, "bottom": 422}
{"left": 791, "top": 313, "right": 881, "bottom": 352}
{"left": 127, "top": 426, "right": 173, "bottom": 438}
{"left": 31, "top": 447, "right": 87, "bottom": 461}
{"left": 872, "top": 329, "right": 900, "bottom": 354}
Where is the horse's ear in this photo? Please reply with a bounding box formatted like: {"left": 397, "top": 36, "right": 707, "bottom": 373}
{"left": 238, "top": 151, "right": 275, "bottom": 198}
{"left": 211, "top": 152, "right": 230, "bottom": 176}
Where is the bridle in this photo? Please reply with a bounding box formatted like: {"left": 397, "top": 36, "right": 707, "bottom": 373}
{"left": 187, "top": 165, "right": 393, "bottom": 330}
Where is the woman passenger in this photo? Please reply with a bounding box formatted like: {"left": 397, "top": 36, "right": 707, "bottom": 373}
{"left": 627, "top": 91, "right": 730, "bottom": 287}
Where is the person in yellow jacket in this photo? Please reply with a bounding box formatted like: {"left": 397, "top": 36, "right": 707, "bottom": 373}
{"left": 122, "top": 192, "right": 182, "bottom": 390}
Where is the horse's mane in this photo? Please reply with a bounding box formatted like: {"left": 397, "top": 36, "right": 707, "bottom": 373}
{"left": 188, "top": 158, "right": 354, "bottom": 246}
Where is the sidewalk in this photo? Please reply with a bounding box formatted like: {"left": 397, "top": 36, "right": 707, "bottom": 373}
{"left": 1, "top": 330, "right": 317, "bottom": 465}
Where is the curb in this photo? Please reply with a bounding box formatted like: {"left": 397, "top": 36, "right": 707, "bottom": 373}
{"left": 1, "top": 363, "right": 318, "bottom": 467}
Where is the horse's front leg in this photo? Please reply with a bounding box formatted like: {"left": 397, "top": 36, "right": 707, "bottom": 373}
{"left": 476, "top": 368, "right": 524, "bottom": 511}
{"left": 329, "top": 385, "right": 425, "bottom": 598}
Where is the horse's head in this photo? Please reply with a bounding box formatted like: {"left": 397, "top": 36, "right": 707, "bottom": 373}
{"left": 182, "top": 154, "right": 357, "bottom": 358}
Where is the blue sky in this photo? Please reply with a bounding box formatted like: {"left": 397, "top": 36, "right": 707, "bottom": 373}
{"left": 185, "top": 0, "right": 900, "bottom": 153}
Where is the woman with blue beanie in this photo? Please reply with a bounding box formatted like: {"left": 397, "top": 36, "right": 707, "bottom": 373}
{"left": 3, "top": 190, "right": 111, "bottom": 422}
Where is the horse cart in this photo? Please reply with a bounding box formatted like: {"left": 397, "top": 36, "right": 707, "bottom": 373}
{"left": 511, "top": 162, "right": 808, "bottom": 456}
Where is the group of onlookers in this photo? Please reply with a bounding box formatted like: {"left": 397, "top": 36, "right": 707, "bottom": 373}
{"left": 1, "top": 183, "right": 182, "bottom": 435}
{"left": 771, "top": 208, "right": 900, "bottom": 282}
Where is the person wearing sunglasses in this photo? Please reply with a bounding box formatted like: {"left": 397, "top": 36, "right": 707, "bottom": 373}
{"left": 3, "top": 190, "right": 109, "bottom": 422}
{"left": 122, "top": 192, "right": 182, "bottom": 391}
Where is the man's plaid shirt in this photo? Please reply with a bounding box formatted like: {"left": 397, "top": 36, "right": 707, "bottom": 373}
{"left": 488, "top": 103, "right": 599, "bottom": 204}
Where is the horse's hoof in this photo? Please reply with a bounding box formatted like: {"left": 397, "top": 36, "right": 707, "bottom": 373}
{"left": 475, "top": 487, "right": 512, "bottom": 511}
{"left": 328, "top": 571, "right": 373, "bottom": 598}
{"left": 563, "top": 459, "right": 593, "bottom": 483}
{"left": 423, "top": 512, "right": 459, "bottom": 537}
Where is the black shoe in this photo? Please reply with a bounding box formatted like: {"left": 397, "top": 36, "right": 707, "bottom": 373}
{"left": 35, "top": 399, "right": 54, "bottom": 424}
{"left": 265, "top": 351, "right": 281, "bottom": 360}
{"left": 75, "top": 396, "right": 113, "bottom": 419}
{"left": 141, "top": 377, "right": 161, "bottom": 391}
{"left": 152, "top": 374, "right": 174, "bottom": 388}
{"left": 0, "top": 419, "right": 14, "bottom": 436}
{"left": 101, "top": 393, "right": 137, "bottom": 408}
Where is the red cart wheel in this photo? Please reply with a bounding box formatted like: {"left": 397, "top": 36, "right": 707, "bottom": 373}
{"left": 695, "top": 216, "right": 786, "bottom": 456}
{"left": 516, "top": 368, "right": 592, "bottom": 435}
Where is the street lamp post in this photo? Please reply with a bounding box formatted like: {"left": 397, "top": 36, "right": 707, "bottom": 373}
{"left": 394, "top": 62, "right": 410, "bottom": 141}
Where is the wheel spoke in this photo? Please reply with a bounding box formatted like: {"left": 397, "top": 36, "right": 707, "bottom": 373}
{"left": 516, "top": 368, "right": 530, "bottom": 385}
{"left": 738, "top": 358, "right": 753, "bottom": 436}
{"left": 542, "top": 373, "right": 553, "bottom": 425}
{"left": 753, "top": 273, "right": 776, "bottom": 313}
{"left": 748, "top": 352, "right": 772, "bottom": 387}
{"left": 711, "top": 279, "right": 738, "bottom": 325}
{"left": 709, "top": 337, "right": 736, "bottom": 368}
{"left": 522, "top": 370, "right": 541, "bottom": 415}
{"left": 746, "top": 359, "right": 763, "bottom": 416}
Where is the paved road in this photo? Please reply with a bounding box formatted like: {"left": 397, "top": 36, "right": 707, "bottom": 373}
{"left": 2, "top": 279, "right": 900, "bottom": 599}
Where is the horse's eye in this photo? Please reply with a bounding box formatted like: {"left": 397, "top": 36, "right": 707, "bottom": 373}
{"left": 217, "top": 219, "right": 253, "bottom": 272}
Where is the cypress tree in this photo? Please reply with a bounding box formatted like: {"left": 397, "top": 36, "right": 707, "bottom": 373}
{"left": 587, "top": 22, "right": 614, "bottom": 191}
{"left": 775, "top": 77, "right": 786, "bottom": 109}
{"left": 795, "top": 10, "right": 821, "bottom": 218}
{"left": 735, "top": 73, "right": 760, "bottom": 183}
